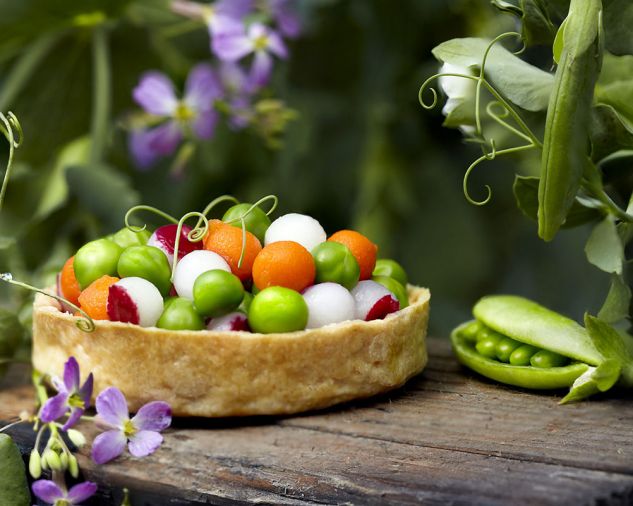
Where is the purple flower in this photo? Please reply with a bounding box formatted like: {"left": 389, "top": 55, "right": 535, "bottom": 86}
{"left": 218, "top": 62, "right": 254, "bottom": 129}
{"left": 91, "top": 387, "right": 171, "bottom": 465}
{"left": 268, "top": 0, "right": 302, "bottom": 38}
{"left": 32, "top": 480, "right": 97, "bottom": 506}
{"left": 40, "top": 357, "right": 93, "bottom": 431}
{"left": 171, "top": 0, "right": 253, "bottom": 36}
{"left": 213, "top": 23, "right": 288, "bottom": 87}
{"left": 130, "top": 64, "right": 222, "bottom": 168}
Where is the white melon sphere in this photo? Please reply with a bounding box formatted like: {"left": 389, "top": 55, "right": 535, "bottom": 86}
{"left": 173, "top": 250, "right": 231, "bottom": 300}
{"left": 207, "top": 312, "right": 249, "bottom": 332}
{"left": 264, "top": 213, "right": 326, "bottom": 252}
{"left": 302, "top": 282, "right": 355, "bottom": 329}
{"left": 351, "top": 280, "right": 399, "bottom": 321}
{"left": 107, "top": 277, "right": 164, "bottom": 327}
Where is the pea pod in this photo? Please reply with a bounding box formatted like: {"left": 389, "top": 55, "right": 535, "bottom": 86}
{"left": 538, "top": 0, "right": 603, "bottom": 241}
{"left": 0, "top": 434, "right": 30, "bottom": 506}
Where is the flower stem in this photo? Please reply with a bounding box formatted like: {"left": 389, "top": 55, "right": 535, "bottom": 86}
{"left": 90, "top": 25, "right": 111, "bottom": 166}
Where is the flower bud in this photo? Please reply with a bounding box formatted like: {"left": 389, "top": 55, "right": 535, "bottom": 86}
{"left": 43, "top": 448, "right": 62, "bottom": 471}
{"left": 28, "top": 449, "right": 41, "bottom": 478}
{"left": 60, "top": 451, "right": 69, "bottom": 470}
{"left": 67, "top": 428, "right": 87, "bottom": 448}
{"left": 68, "top": 454, "right": 79, "bottom": 478}
{"left": 40, "top": 451, "right": 49, "bottom": 471}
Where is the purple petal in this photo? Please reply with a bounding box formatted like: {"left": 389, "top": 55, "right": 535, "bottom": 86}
{"left": 133, "top": 72, "right": 178, "bottom": 116}
{"left": 67, "top": 482, "right": 98, "bottom": 504}
{"left": 32, "top": 480, "right": 63, "bottom": 503}
{"left": 271, "top": 0, "right": 302, "bottom": 38}
{"left": 91, "top": 429, "right": 127, "bottom": 464}
{"left": 51, "top": 375, "right": 66, "bottom": 393}
{"left": 184, "top": 64, "right": 223, "bottom": 109}
{"left": 208, "top": 14, "right": 246, "bottom": 37}
{"left": 250, "top": 51, "right": 273, "bottom": 87}
{"left": 192, "top": 109, "right": 219, "bottom": 139}
{"left": 216, "top": 0, "right": 253, "bottom": 19}
{"left": 131, "top": 401, "right": 172, "bottom": 432}
{"left": 63, "top": 356, "right": 80, "bottom": 392}
{"left": 228, "top": 96, "right": 252, "bottom": 130}
{"left": 62, "top": 406, "right": 84, "bottom": 431}
{"left": 128, "top": 430, "right": 163, "bottom": 458}
{"left": 129, "top": 122, "right": 182, "bottom": 169}
{"left": 95, "top": 387, "right": 129, "bottom": 427}
{"left": 267, "top": 30, "right": 288, "bottom": 59}
{"left": 248, "top": 23, "right": 267, "bottom": 40}
{"left": 79, "top": 372, "right": 94, "bottom": 408}
{"left": 219, "top": 61, "right": 251, "bottom": 95}
{"left": 213, "top": 32, "right": 253, "bottom": 61}
{"left": 40, "top": 392, "right": 69, "bottom": 423}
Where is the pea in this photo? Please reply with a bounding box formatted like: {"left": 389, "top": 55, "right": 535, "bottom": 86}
{"left": 222, "top": 203, "right": 271, "bottom": 244}
{"left": 239, "top": 291, "right": 254, "bottom": 314}
{"left": 459, "top": 320, "right": 483, "bottom": 342}
{"left": 74, "top": 238, "right": 123, "bottom": 289}
{"left": 117, "top": 245, "right": 172, "bottom": 296}
{"left": 530, "top": 350, "right": 569, "bottom": 368}
{"left": 476, "top": 334, "right": 501, "bottom": 359}
{"left": 372, "top": 275, "right": 408, "bottom": 309}
{"left": 509, "top": 344, "right": 539, "bottom": 366}
{"left": 476, "top": 326, "right": 503, "bottom": 343}
{"left": 193, "top": 270, "right": 244, "bottom": 318}
{"left": 312, "top": 242, "right": 360, "bottom": 290}
{"left": 495, "top": 337, "right": 522, "bottom": 363}
{"left": 112, "top": 227, "right": 151, "bottom": 249}
{"left": 372, "top": 259, "right": 408, "bottom": 287}
{"left": 157, "top": 297, "right": 204, "bottom": 331}
{"left": 248, "top": 286, "right": 308, "bottom": 334}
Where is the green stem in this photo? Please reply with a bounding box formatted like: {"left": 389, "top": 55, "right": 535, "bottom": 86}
{"left": 0, "top": 112, "right": 22, "bottom": 210}
{"left": 90, "top": 26, "right": 111, "bottom": 166}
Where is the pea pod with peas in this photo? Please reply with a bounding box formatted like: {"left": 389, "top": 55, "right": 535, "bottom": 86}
{"left": 451, "top": 295, "right": 633, "bottom": 403}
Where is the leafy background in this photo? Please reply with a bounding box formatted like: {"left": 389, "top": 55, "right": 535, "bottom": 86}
{"left": 0, "top": 0, "right": 624, "bottom": 343}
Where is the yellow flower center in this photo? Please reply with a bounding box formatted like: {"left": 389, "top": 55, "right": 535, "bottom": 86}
{"left": 174, "top": 102, "right": 195, "bottom": 123}
{"left": 123, "top": 419, "right": 137, "bottom": 438}
{"left": 254, "top": 35, "right": 269, "bottom": 51}
{"left": 68, "top": 393, "right": 85, "bottom": 409}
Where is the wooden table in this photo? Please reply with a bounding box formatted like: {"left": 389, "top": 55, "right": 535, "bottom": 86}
{"left": 2, "top": 338, "right": 632, "bottom": 505}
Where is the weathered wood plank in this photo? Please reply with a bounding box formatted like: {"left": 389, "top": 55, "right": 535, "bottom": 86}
{"left": 2, "top": 338, "right": 633, "bottom": 505}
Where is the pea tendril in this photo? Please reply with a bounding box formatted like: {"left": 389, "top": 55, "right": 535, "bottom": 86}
{"left": 170, "top": 212, "right": 209, "bottom": 281}
{"left": 0, "top": 273, "right": 95, "bottom": 333}
{"left": 0, "top": 112, "right": 23, "bottom": 211}
{"left": 124, "top": 205, "right": 179, "bottom": 232}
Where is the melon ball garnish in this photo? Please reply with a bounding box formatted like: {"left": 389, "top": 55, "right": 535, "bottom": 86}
{"left": 302, "top": 283, "right": 355, "bottom": 329}
{"left": 107, "top": 277, "right": 164, "bottom": 327}
{"left": 248, "top": 286, "right": 308, "bottom": 334}
{"left": 264, "top": 213, "right": 326, "bottom": 252}
{"left": 351, "top": 280, "right": 400, "bottom": 321}
{"left": 207, "top": 312, "right": 250, "bottom": 332}
{"left": 173, "top": 250, "right": 231, "bottom": 300}
{"left": 147, "top": 224, "right": 202, "bottom": 267}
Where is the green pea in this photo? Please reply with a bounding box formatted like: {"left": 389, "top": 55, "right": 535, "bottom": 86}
{"left": 157, "top": 297, "right": 204, "bottom": 331}
{"left": 239, "top": 291, "right": 253, "bottom": 314}
{"left": 372, "top": 259, "right": 408, "bottom": 287}
{"left": 74, "top": 238, "right": 123, "bottom": 289}
{"left": 193, "top": 270, "right": 244, "bottom": 318}
{"left": 112, "top": 227, "right": 151, "bottom": 249}
{"left": 372, "top": 275, "right": 408, "bottom": 309}
{"left": 495, "top": 337, "right": 522, "bottom": 363}
{"left": 248, "top": 286, "right": 308, "bottom": 334}
{"left": 312, "top": 241, "right": 360, "bottom": 290}
{"left": 117, "top": 245, "right": 172, "bottom": 296}
{"left": 509, "top": 344, "right": 539, "bottom": 366}
{"left": 476, "top": 334, "right": 502, "bottom": 359}
{"left": 459, "top": 320, "right": 483, "bottom": 342}
{"left": 530, "top": 349, "right": 569, "bottom": 368}
{"left": 476, "top": 326, "right": 503, "bottom": 343}
{"left": 222, "top": 203, "right": 271, "bottom": 244}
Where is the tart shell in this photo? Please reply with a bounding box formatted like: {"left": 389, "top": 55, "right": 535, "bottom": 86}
{"left": 32, "top": 286, "right": 430, "bottom": 417}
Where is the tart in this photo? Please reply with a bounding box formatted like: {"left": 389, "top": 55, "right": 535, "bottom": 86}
{"left": 32, "top": 285, "right": 430, "bottom": 417}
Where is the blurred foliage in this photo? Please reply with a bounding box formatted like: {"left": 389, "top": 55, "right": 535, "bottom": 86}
{"left": 0, "top": 0, "right": 618, "bottom": 344}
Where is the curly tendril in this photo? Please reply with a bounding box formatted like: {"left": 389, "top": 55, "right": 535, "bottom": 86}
{"left": 419, "top": 32, "right": 541, "bottom": 206}
{"left": 124, "top": 205, "right": 179, "bottom": 233}
{"left": 170, "top": 212, "right": 209, "bottom": 281}
{"left": 0, "top": 273, "right": 95, "bottom": 333}
{"left": 0, "top": 112, "right": 23, "bottom": 210}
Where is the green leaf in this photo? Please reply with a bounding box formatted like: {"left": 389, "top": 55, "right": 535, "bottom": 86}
{"left": 559, "top": 359, "right": 621, "bottom": 404}
{"left": 585, "top": 313, "right": 632, "bottom": 361}
{"left": 513, "top": 175, "right": 602, "bottom": 228}
{"left": 66, "top": 163, "right": 140, "bottom": 231}
{"left": 590, "top": 104, "right": 633, "bottom": 162}
{"left": 585, "top": 217, "right": 624, "bottom": 274}
{"left": 432, "top": 37, "right": 555, "bottom": 111}
{"left": 598, "top": 274, "right": 632, "bottom": 324}
{"left": 603, "top": 0, "right": 633, "bottom": 56}
{"left": 491, "top": 0, "right": 522, "bottom": 16}
{"left": 521, "top": 0, "right": 557, "bottom": 46}
{"left": 0, "top": 434, "right": 30, "bottom": 506}
{"left": 552, "top": 16, "right": 567, "bottom": 64}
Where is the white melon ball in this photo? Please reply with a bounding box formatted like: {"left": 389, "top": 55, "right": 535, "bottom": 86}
{"left": 351, "top": 280, "right": 399, "bottom": 321}
{"left": 173, "top": 250, "right": 231, "bottom": 300}
{"left": 302, "top": 282, "right": 355, "bottom": 329}
{"left": 107, "top": 277, "right": 164, "bottom": 327}
{"left": 264, "top": 213, "right": 326, "bottom": 252}
{"left": 207, "top": 312, "right": 250, "bottom": 332}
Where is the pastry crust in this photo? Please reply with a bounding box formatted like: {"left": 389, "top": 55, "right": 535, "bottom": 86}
{"left": 32, "top": 286, "right": 430, "bottom": 417}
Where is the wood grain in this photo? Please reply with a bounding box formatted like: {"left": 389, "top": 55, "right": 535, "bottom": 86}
{"left": 2, "top": 338, "right": 632, "bottom": 505}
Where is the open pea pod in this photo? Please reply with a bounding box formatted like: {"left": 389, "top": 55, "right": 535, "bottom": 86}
{"left": 451, "top": 295, "right": 633, "bottom": 402}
